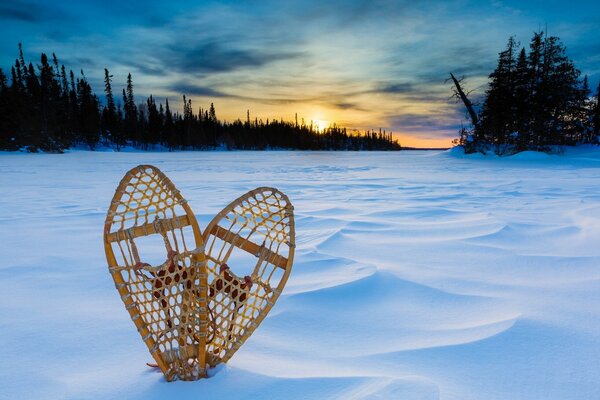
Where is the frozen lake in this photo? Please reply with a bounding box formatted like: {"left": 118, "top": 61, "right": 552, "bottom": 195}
{"left": 1, "top": 149, "right": 600, "bottom": 399}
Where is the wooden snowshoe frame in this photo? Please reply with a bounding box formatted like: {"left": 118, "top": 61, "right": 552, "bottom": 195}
{"left": 103, "top": 165, "right": 208, "bottom": 381}
{"left": 204, "top": 187, "right": 295, "bottom": 366}
{"left": 103, "top": 166, "right": 295, "bottom": 381}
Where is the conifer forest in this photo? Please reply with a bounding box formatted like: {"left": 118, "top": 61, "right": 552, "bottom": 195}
{"left": 0, "top": 45, "right": 400, "bottom": 152}
{"left": 452, "top": 31, "right": 600, "bottom": 155}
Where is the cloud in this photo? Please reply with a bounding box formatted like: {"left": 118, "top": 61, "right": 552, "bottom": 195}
{"left": 377, "top": 82, "right": 416, "bottom": 94}
{"left": 388, "top": 113, "right": 463, "bottom": 139}
{"left": 168, "top": 41, "right": 303, "bottom": 75}
{"left": 166, "top": 80, "right": 340, "bottom": 107}
{"left": 169, "top": 82, "right": 233, "bottom": 98}
{"left": 0, "top": 1, "right": 43, "bottom": 22}
{"left": 61, "top": 57, "right": 96, "bottom": 69}
{"left": 333, "top": 102, "right": 366, "bottom": 111}
{"left": 0, "top": 1, "right": 68, "bottom": 23}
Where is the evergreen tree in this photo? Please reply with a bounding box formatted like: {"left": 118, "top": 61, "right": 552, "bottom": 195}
{"left": 209, "top": 102, "right": 217, "bottom": 122}
{"left": 576, "top": 75, "right": 592, "bottom": 144}
{"left": 146, "top": 95, "right": 162, "bottom": 146}
{"left": 592, "top": 81, "right": 600, "bottom": 141}
{"left": 0, "top": 68, "right": 12, "bottom": 149}
{"left": 123, "top": 73, "right": 137, "bottom": 144}
{"left": 459, "top": 31, "right": 593, "bottom": 154}
{"left": 39, "top": 53, "right": 64, "bottom": 150}
{"left": 52, "top": 53, "right": 60, "bottom": 74}
{"left": 68, "top": 70, "right": 78, "bottom": 134}
{"left": 18, "top": 43, "right": 27, "bottom": 77}
{"left": 56, "top": 64, "right": 71, "bottom": 144}
{"left": 102, "top": 68, "right": 118, "bottom": 140}
{"left": 22, "top": 62, "right": 41, "bottom": 148}
{"left": 512, "top": 47, "right": 531, "bottom": 149}
{"left": 77, "top": 70, "right": 100, "bottom": 149}
{"left": 537, "top": 35, "right": 583, "bottom": 146}
{"left": 60, "top": 65, "right": 69, "bottom": 94}
{"left": 164, "top": 98, "right": 175, "bottom": 149}
{"left": 477, "top": 36, "right": 518, "bottom": 153}
{"left": 0, "top": 69, "right": 6, "bottom": 92}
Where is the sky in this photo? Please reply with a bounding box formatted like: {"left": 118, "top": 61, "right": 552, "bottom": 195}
{"left": 1, "top": 0, "right": 599, "bottom": 147}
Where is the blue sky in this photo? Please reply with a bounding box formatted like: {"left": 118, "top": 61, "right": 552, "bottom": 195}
{"left": 1, "top": 0, "right": 599, "bottom": 146}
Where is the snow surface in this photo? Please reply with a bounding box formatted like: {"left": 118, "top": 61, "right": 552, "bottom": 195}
{"left": 1, "top": 149, "right": 600, "bottom": 399}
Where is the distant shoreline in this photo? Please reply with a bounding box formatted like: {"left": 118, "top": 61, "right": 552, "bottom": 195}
{"left": 401, "top": 147, "right": 450, "bottom": 151}
{"left": 1, "top": 144, "right": 449, "bottom": 153}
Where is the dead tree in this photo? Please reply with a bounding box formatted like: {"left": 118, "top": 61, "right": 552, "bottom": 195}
{"left": 449, "top": 73, "right": 478, "bottom": 128}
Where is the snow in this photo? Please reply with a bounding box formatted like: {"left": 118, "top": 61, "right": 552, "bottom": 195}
{"left": 1, "top": 149, "right": 600, "bottom": 399}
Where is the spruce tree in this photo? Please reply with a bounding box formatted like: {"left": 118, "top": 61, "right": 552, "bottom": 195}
{"left": 102, "top": 68, "right": 120, "bottom": 146}
{"left": 0, "top": 68, "right": 11, "bottom": 149}
{"left": 18, "top": 43, "right": 27, "bottom": 77}
{"left": 538, "top": 35, "right": 582, "bottom": 145}
{"left": 146, "top": 95, "right": 162, "bottom": 146}
{"left": 55, "top": 64, "right": 71, "bottom": 145}
{"left": 592, "top": 81, "right": 600, "bottom": 142}
{"left": 209, "top": 102, "right": 217, "bottom": 122}
{"left": 123, "top": 73, "right": 137, "bottom": 144}
{"left": 0, "top": 68, "right": 6, "bottom": 92}
{"left": 478, "top": 36, "right": 518, "bottom": 153}
{"left": 23, "top": 62, "right": 41, "bottom": 149}
{"left": 60, "top": 65, "right": 69, "bottom": 94}
{"left": 512, "top": 47, "right": 531, "bottom": 149}
{"left": 164, "top": 98, "right": 175, "bottom": 150}
{"left": 77, "top": 70, "right": 100, "bottom": 149}
{"left": 68, "top": 70, "right": 78, "bottom": 134}
{"left": 39, "top": 53, "right": 52, "bottom": 149}
{"left": 577, "top": 76, "right": 592, "bottom": 144}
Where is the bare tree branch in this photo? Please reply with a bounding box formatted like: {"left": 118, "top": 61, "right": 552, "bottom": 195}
{"left": 449, "top": 72, "right": 479, "bottom": 127}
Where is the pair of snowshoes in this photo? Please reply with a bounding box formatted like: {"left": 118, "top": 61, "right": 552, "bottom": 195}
{"left": 103, "top": 165, "right": 295, "bottom": 381}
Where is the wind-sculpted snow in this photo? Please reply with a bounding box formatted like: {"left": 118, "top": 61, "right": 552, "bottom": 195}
{"left": 1, "top": 149, "right": 600, "bottom": 399}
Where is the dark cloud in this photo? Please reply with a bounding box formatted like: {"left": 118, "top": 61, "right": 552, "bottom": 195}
{"left": 0, "top": 1, "right": 68, "bottom": 23}
{"left": 365, "top": 82, "right": 454, "bottom": 103}
{"left": 122, "top": 60, "right": 168, "bottom": 77}
{"left": 378, "top": 82, "right": 416, "bottom": 94}
{"left": 167, "top": 82, "right": 333, "bottom": 105}
{"left": 169, "top": 82, "right": 233, "bottom": 98}
{"left": 113, "top": 38, "right": 305, "bottom": 78}
{"left": 254, "top": 95, "right": 371, "bottom": 110}
{"left": 61, "top": 57, "right": 96, "bottom": 68}
{"left": 167, "top": 41, "right": 304, "bottom": 75}
{"left": 333, "top": 102, "right": 366, "bottom": 111}
{"left": 0, "top": 1, "right": 42, "bottom": 22}
{"left": 386, "top": 41, "right": 497, "bottom": 87}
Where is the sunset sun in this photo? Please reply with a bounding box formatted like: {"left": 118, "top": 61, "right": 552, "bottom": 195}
{"left": 312, "top": 119, "right": 329, "bottom": 131}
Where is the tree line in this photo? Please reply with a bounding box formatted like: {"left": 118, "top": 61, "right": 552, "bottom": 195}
{"left": 0, "top": 45, "right": 400, "bottom": 152}
{"left": 452, "top": 31, "right": 600, "bottom": 155}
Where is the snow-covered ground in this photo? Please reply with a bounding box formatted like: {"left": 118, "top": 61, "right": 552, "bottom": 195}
{"left": 1, "top": 149, "right": 600, "bottom": 399}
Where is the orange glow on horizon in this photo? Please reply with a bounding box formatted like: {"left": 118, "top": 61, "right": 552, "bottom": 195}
{"left": 393, "top": 133, "right": 453, "bottom": 149}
